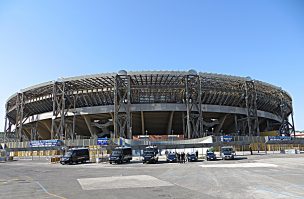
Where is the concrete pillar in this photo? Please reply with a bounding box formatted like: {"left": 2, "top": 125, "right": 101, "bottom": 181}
{"left": 167, "top": 111, "right": 174, "bottom": 134}
{"left": 23, "top": 128, "right": 31, "bottom": 140}
{"left": 83, "top": 115, "right": 97, "bottom": 137}
{"left": 182, "top": 112, "right": 185, "bottom": 137}
{"left": 235, "top": 115, "right": 238, "bottom": 134}
{"left": 40, "top": 120, "right": 52, "bottom": 133}
{"left": 266, "top": 120, "right": 270, "bottom": 131}
{"left": 215, "top": 114, "right": 228, "bottom": 135}
{"left": 141, "top": 111, "right": 145, "bottom": 135}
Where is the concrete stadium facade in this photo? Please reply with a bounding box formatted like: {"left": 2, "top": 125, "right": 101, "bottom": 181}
{"left": 4, "top": 70, "right": 295, "bottom": 141}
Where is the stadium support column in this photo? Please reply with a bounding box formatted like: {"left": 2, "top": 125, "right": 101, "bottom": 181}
{"left": 83, "top": 115, "right": 97, "bottom": 137}
{"left": 234, "top": 115, "right": 240, "bottom": 135}
{"left": 15, "top": 92, "right": 26, "bottom": 141}
{"left": 184, "top": 72, "right": 203, "bottom": 138}
{"left": 214, "top": 114, "right": 228, "bottom": 135}
{"left": 244, "top": 79, "right": 260, "bottom": 136}
{"left": 291, "top": 110, "right": 295, "bottom": 137}
{"left": 167, "top": 111, "right": 174, "bottom": 135}
{"left": 4, "top": 103, "right": 13, "bottom": 141}
{"left": 141, "top": 111, "right": 145, "bottom": 135}
{"left": 182, "top": 112, "right": 185, "bottom": 138}
{"left": 51, "top": 81, "right": 66, "bottom": 140}
{"left": 279, "top": 93, "right": 295, "bottom": 136}
{"left": 114, "top": 72, "right": 131, "bottom": 140}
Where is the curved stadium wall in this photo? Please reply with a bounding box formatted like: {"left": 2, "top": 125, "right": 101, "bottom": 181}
{"left": 4, "top": 70, "right": 293, "bottom": 141}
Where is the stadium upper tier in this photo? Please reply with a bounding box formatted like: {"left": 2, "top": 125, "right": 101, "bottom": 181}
{"left": 6, "top": 71, "right": 292, "bottom": 120}
{"left": 4, "top": 70, "right": 294, "bottom": 140}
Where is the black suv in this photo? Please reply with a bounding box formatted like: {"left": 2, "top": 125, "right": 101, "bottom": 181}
{"left": 142, "top": 146, "right": 159, "bottom": 164}
{"left": 109, "top": 147, "right": 132, "bottom": 164}
{"left": 60, "top": 148, "right": 90, "bottom": 165}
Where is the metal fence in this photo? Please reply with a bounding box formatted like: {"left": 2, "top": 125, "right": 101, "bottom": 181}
{"left": 3, "top": 136, "right": 304, "bottom": 149}
{"left": 122, "top": 136, "right": 213, "bottom": 146}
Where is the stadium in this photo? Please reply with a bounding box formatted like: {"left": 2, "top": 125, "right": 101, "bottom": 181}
{"left": 4, "top": 70, "right": 295, "bottom": 141}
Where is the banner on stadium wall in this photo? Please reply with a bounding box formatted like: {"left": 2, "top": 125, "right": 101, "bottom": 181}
{"left": 29, "top": 140, "right": 63, "bottom": 147}
{"left": 267, "top": 136, "right": 292, "bottom": 141}
{"left": 260, "top": 131, "right": 279, "bottom": 136}
{"left": 97, "top": 138, "right": 108, "bottom": 146}
{"left": 220, "top": 136, "right": 233, "bottom": 142}
{"left": 132, "top": 135, "right": 184, "bottom": 140}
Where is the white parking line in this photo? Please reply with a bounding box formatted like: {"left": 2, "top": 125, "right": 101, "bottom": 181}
{"left": 200, "top": 163, "right": 278, "bottom": 168}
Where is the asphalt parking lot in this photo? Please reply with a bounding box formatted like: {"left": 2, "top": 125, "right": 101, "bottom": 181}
{"left": 1, "top": 153, "right": 304, "bottom": 199}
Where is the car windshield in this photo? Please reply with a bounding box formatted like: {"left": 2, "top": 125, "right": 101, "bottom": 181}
{"left": 207, "top": 152, "right": 214, "bottom": 155}
{"left": 222, "top": 148, "right": 232, "bottom": 153}
{"left": 189, "top": 154, "right": 196, "bottom": 157}
{"left": 64, "top": 152, "right": 72, "bottom": 157}
{"left": 112, "top": 150, "right": 122, "bottom": 156}
{"left": 143, "top": 151, "right": 154, "bottom": 155}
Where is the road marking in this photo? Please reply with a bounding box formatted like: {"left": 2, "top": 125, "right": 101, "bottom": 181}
{"left": 253, "top": 186, "right": 304, "bottom": 199}
{"left": 200, "top": 163, "right": 278, "bottom": 168}
{"left": 36, "top": 181, "right": 67, "bottom": 199}
{"left": 77, "top": 175, "right": 173, "bottom": 190}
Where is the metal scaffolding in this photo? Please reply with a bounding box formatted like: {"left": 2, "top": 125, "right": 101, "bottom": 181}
{"left": 279, "top": 95, "right": 295, "bottom": 136}
{"left": 184, "top": 73, "right": 203, "bottom": 138}
{"left": 51, "top": 81, "right": 76, "bottom": 139}
{"left": 15, "top": 93, "right": 29, "bottom": 141}
{"left": 4, "top": 71, "right": 294, "bottom": 140}
{"left": 244, "top": 79, "right": 260, "bottom": 136}
{"left": 51, "top": 81, "right": 66, "bottom": 139}
{"left": 114, "top": 73, "right": 131, "bottom": 140}
{"left": 4, "top": 102, "right": 14, "bottom": 141}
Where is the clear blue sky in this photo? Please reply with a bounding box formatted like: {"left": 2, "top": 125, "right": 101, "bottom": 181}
{"left": 0, "top": 0, "right": 303, "bottom": 131}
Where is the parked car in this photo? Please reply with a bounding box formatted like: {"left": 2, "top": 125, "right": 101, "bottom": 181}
{"left": 109, "top": 147, "right": 132, "bottom": 164}
{"left": 60, "top": 148, "right": 90, "bottom": 165}
{"left": 166, "top": 153, "right": 177, "bottom": 163}
{"left": 187, "top": 153, "right": 198, "bottom": 162}
{"left": 206, "top": 151, "right": 217, "bottom": 161}
{"left": 221, "top": 146, "right": 235, "bottom": 160}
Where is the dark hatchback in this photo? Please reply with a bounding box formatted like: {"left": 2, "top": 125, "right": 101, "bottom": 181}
{"left": 206, "top": 152, "right": 217, "bottom": 161}
{"left": 187, "top": 153, "right": 198, "bottom": 162}
{"left": 166, "top": 153, "right": 177, "bottom": 163}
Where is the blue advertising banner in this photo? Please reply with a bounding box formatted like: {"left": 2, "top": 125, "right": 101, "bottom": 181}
{"left": 221, "top": 136, "right": 233, "bottom": 142}
{"left": 97, "top": 138, "right": 109, "bottom": 146}
{"left": 29, "top": 140, "right": 63, "bottom": 147}
{"left": 268, "top": 136, "right": 292, "bottom": 141}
